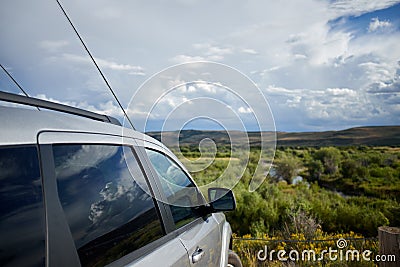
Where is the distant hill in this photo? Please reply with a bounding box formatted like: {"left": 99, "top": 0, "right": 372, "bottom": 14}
{"left": 276, "top": 126, "right": 400, "bottom": 146}
{"left": 147, "top": 126, "right": 400, "bottom": 147}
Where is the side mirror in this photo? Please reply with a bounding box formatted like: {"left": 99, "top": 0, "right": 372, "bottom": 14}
{"left": 208, "top": 188, "right": 236, "bottom": 212}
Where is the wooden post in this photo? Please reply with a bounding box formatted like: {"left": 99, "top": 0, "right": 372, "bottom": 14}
{"left": 378, "top": 226, "right": 399, "bottom": 267}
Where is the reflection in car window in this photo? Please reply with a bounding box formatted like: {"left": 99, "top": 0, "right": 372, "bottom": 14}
{"left": 53, "top": 145, "right": 163, "bottom": 267}
{"left": 145, "top": 149, "right": 204, "bottom": 228}
{"left": 0, "top": 146, "right": 45, "bottom": 267}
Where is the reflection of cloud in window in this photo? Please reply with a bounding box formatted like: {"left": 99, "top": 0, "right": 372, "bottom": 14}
{"left": 88, "top": 165, "right": 151, "bottom": 224}
{"left": 56, "top": 145, "right": 119, "bottom": 180}
{"left": 53, "top": 145, "right": 157, "bottom": 250}
{"left": 146, "top": 149, "right": 200, "bottom": 207}
{"left": 166, "top": 165, "right": 189, "bottom": 187}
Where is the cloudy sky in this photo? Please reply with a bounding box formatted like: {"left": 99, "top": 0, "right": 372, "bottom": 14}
{"left": 1, "top": 0, "right": 400, "bottom": 132}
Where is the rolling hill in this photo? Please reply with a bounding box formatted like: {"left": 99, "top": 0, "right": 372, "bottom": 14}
{"left": 147, "top": 126, "right": 400, "bottom": 147}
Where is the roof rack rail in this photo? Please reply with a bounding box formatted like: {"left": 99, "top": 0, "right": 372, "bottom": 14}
{"left": 0, "top": 91, "right": 121, "bottom": 126}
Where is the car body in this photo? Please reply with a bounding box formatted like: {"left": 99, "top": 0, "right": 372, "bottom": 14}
{"left": 0, "top": 94, "right": 240, "bottom": 267}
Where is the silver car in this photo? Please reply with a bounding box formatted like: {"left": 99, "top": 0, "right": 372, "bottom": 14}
{"left": 0, "top": 92, "right": 242, "bottom": 267}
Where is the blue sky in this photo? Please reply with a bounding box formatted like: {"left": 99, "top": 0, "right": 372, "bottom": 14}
{"left": 1, "top": 0, "right": 400, "bottom": 132}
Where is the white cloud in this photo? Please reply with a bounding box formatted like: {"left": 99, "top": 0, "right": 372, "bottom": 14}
{"left": 187, "top": 85, "right": 196, "bottom": 92}
{"left": 35, "top": 94, "right": 123, "bottom": 117}
{"left": 48, "top": 53, "right": 145, "bottom": 75}
{"left": 326, "top": 88, "right": 357, "bottom": 97}
{"left": 238, "top": 106, "right": 252, "bottom": 114}
{"left": 358, "top": 62, "right": 394, "bottom": 84}
{"left": 171, "top": 54, "right": 206, "bottom": 63}
{"left": 294, "top": 54, "right": 307, "bottom": 60}
{"left": 56, "top": 53, "right": 90, "bottom": 64}
{"left": 242, "top": 48, "right": 258, "bottom": 55}
{"left": 265, "top": 85, "right": 298, "bottom": 95}
{"left": 126, "top": 107, "right": 154, "bottom": 120}
{"left": 96, "top": 58, "right": 144, "bottom": 73}
{"left": 189, "top": 43, "right": 234, "bottom": 61}
{"left": 128, "top": 71, "right": 145, "bottom": 76}
{"left": 193, "top": 43, "right": 234, "bottom": 56}
{"left": 35, "top": 94, "right": 71, "bottom": 105}
{"left": 56, "top": 145, "right": 119, "bottom": 180}
{"left": 264, "top": 84, "right": 384, "bottom": 128}
{"left": 368, "top": 17, "right": 392, "bottom": 32}
{"left": 329, "top": 0, "right": 400, "bottom": 17}
{"left": 39, "top": 40, "right": 69, "bottom": 52}
{"left": 286, "top": 95, "right": 302, "bottom": 108}
{"left": 287, "top": 23, "right": 353, "bottom": 66}
{"left": 195, "top": 82, "right": 217, "bottom": 93}
{"left": 171, "top": 43, "right": 235, "bottom": 63}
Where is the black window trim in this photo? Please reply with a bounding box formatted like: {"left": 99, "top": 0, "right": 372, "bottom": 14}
{"left": 133, "top": 146, "right": 176, "bottom": 233}
{"left": 39, "top": 144, "right": 81, "bottom": 267}
{"left": 127, "top": 145, "right": 168, "bottom": 235}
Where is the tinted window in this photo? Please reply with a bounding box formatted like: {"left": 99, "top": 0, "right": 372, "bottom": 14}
{"left": 0, "top": 146, "right": 45, "bottom": 267}
{"left": 53, "top": 145, "right": 163, "bottom": 267}
{"left": 145, "top": 149, "right": 204, "bottom": 228}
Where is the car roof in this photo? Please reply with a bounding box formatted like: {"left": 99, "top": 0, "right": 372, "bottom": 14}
{"left": 0, "top": 105, "right": 162, "bottom": 147}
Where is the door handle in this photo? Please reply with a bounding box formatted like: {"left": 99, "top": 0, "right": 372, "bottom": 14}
{"left": 191, "top": 247, "right": 205, "bottom": 263}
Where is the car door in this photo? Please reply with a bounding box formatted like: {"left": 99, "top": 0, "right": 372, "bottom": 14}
{"left": 141, "top": 143, "right": 224, "bottom": 266}
{"left": 38, "top": 131, "right": 191, "bottom": 266}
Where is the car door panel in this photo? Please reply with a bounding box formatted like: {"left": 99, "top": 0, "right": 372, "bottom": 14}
{"left": 178, "top": 216, "right": 222, "bottom": 266}
{"left": 125, "top": 237, "right": 190, "bottom": 267}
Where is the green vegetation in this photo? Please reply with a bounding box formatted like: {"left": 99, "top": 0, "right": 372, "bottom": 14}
{"left": 173, "top": 145, "right": 400, "bottom": 238}
{"left": 159, "top": 130, "right": 400, "bottom": 265}
{"left": 273, "top": 153, "right": 303, "bottom": 184}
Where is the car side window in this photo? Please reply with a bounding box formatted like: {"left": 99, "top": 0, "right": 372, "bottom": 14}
{"left": 0, "top": 146, "right": 45, "bottom": 267}
{"left": 52, "top": 144, "right": 164, "bottom": 267}
{"left": 145, "top": 149, "right": 204, "bottom": 228}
